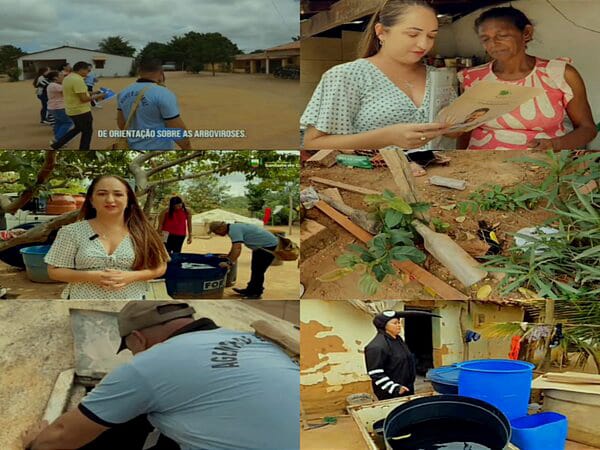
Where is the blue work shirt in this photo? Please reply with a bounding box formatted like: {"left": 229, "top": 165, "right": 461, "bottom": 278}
{"left": 228, "top": 223, "right": 279, "bottom": 250}
{"left": 80, "top": 326, "right": 300, "bottom": 450}
{"left": 117, "top": 79, "right": 181, "bottom": 150}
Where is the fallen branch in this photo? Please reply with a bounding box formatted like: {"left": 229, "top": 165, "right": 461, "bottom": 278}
{"left": 0, "top": 210, "right": 79, "bottom": 252}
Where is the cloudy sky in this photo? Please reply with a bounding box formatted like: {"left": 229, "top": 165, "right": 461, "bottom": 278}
{"left": 0, "top": 0, "right": 299, "bottom": 54}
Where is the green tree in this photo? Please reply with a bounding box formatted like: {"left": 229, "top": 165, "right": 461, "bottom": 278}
{"left": 221, "top": 196, "right": 250, "bottom": 216}
{"left": 0, "top": 45, "right": 26, "bottom": 74}
{"left": 182, "top": 175, "right": 231, "bottom": 212}
{"left": 137, "top": 42, "right": 171, "bottom": 64}
{"left": 246, "top": 182, "right": 268, "bottom": 215}
{"left": 98, "top": 36, "right": 136, "bottom": 57}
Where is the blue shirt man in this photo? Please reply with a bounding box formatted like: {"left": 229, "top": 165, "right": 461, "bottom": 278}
{"left": 23, "top": 301, "right": 300, "bottom": 450}
{"left": 209, "top": 222, "right": 281, "bottom": 299}
{"left": 116, "top": 58, "right": 191, "bottom": 150}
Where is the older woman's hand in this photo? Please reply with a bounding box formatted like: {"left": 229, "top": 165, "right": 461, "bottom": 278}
{"left": 527, "top": 138, "right": 556, "bottom": 151}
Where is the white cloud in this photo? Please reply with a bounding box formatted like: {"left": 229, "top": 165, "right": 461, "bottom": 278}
{"left": 0, "top": 0, "right": 299, "bottom": 54}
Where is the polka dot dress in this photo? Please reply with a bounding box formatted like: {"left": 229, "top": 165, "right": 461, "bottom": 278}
{"left": 300, "top": 58, "right": 450, "bottom": 151}
{"left": 44, "top": 220, "right": 148, "bottom": 299}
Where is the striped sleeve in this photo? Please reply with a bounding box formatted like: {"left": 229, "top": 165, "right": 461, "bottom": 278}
{"left": 365, "top": 344, "right": 403, "bottom": 397}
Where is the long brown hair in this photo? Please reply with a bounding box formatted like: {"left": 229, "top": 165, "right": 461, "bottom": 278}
{"left": 357, "top": 0, "right": 436, "bottom": 58}
{"left": 79, "top": 175, "right": 170, "bottom": 270}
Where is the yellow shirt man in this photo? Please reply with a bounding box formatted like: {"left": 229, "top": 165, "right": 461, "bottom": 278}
{"left": 62, "top": 73, "right": 91, "bottom": 116}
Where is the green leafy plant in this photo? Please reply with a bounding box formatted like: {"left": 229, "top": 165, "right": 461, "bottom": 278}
{"left": 318, "top": 190, "right": 429, "bottom": 295}
{"left": 484, "top": 176, "right": 600, "bottom": 301}
{"left": 458, "top": 184, "right": 538, "bottom": 214}
{"left": 431, "top": 217, "right": 450, "bottom": 233}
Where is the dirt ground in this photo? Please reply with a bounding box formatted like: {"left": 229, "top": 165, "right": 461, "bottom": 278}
{"left": 0, "top": 299, "right": 298, "bottom": 450}
{"left": 0, "top": 72, "right": 300, "bottom": 149}
{"left": 301, "top": 150, "right": 555, "bottom": 300}
{"left": 300, "top": 416, "right": 599, "bottom": 450}
{"left": 0, "top": 225, "right": 300, "bottom": 300}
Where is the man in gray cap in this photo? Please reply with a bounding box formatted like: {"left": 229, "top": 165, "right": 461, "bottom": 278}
{"left": 208, "top": 221, "right": 279, "bottom": 299}
{"left": 23, "top": 301, "right": 300, "bottom": 450}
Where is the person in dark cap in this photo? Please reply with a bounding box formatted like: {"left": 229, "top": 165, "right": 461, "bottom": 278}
{"left": 22, "top": 301, "right": 300, "bottom": 450}
{"left": 364, "top": 310, "right": 417, "bottom": 401}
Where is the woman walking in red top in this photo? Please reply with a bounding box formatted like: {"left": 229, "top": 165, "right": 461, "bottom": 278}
{"left": 157, "top": 196, "right": 192, "bottom": 253}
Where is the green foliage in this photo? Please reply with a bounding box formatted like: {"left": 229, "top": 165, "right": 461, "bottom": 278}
{"left": 221, "top": 196, "right": 250, "bottom": 216}
{"left": 431, "top": 217, "right": 450, "bottom": 233}
{"left": 327, "top": 190, "right": 428, "bottom": 295}
{"left": 0, "top": 44, "right": 26, "bottom": 74}
{"left": 484, "top": 168, "right": 600, "bottom": 301}
{"left": 182, "top": 175, "right": 231, "bottom": 212}
{"left": 98, "top": 36, "right": 136, "bottom": 57}
{"left": 6, "top": 66, "right": 22, "bottom": 82}
{"left": 458, "top": 184, "right": 537, "bottom": 214}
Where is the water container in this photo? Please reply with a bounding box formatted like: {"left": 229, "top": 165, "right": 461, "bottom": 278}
{"left": 510, "top": 412, "right": 568, "bottom": 450}
{"left": 165, "top": 253, "right": 229, "bottom": 299}
{"left": 205, "top": 253, "right": 237, "bottom": 287}
{"left": 20, "top": 245, "right": 57, "bottom": 283}
{"left": 383, "top": 395, "right": 511, "bottom": 449}
{"left": 46, "top": 194, "right": 76, "bottom": 214}
{"left": 457, "top": 359, "right": 535, "bottom": 420}
{"left": 426, "top": 365, "right": 459, "bottom": 394}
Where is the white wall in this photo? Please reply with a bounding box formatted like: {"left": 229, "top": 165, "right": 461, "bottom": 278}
{"left": 439, "top": 0, "right": 600, "bottom": 148}
{"left": 18, "top": 47, "right": 134, "bottom": 79}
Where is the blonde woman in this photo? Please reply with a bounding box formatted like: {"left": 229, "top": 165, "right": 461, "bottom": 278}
{"left": 301, "top": 0, "right": 452, "bottom": 173}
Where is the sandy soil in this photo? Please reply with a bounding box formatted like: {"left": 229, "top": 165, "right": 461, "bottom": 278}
{"left": 0, "top": 225, "right": 300, "bottom": 300}
{"left": 0, "top": 299, "right": 298, "bottom": 450}
{"left": 300, "top": 150, "right": 555, "bottom": 300}
{"left": 300, "top": 416, "right": 599, "bottom": 450}
{"left": 0, "top": 72, "right": 300, "bottom": 149}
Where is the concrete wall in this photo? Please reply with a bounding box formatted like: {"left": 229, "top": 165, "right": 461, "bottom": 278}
{"left": 301, "top": 300, "right": 524, "bottom": 416}
{"left": 18, "top": 48, "right": 134, "bottom": 80}
{"left": 442, "top": 0, "right": 600, "bottom": 148}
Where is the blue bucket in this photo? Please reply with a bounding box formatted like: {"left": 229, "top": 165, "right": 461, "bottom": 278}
{"left": 20, "top": 245, "right": 56, "bottom": 283}
{"left": 426, "top": 365, "right": 459, "bottom": 394}
{"left": 165, "top": 253, "right": 229, "bottom": 299}
{"left": 457, "top": 359, "right": 535, "bottom": 420}
{"left": 510, "top": 412, "right": 568, "bottom": 450}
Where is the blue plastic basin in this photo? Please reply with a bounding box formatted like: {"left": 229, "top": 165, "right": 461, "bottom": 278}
{"left": 457, "top": 359, "right": 535, "bottom": 420}
{"left": 510, "top": 412, "right": 568, "bottom": 450}
{"left": 426, "top": 365, "right": 459, "bottom": 395}
{"left": 20, "top": 245, "right": 56, "bottom": 283}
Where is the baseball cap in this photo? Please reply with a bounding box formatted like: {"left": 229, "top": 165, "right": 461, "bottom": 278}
{"left": 117, "top": 301, "right": 196, "bottom": 353}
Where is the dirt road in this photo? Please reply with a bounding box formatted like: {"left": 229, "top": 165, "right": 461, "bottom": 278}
{"left": 0, "top": 72, "right": 300, "bottom": 149}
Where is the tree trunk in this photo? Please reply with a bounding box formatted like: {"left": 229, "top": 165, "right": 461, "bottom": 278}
{"left": 0, "top": 210, "right": 79, "bottom": 252}
{"left": 212, "top": 62, "right": 216, "bottom": 77}
{"left": 1, "top": 150, "right": 58, "bottom": 215}
{"left": 144, "top": 186, "right": 156, "bottom": 217}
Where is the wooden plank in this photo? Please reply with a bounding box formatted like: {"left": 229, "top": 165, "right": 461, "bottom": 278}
{"left": 251, "top": 319, "right": 300, "bottom": 358}
{"left": 307, "top": 149, "right": 339, "bottom": 167}
{"left": 379, "top": 149, "right": 429, "bottom": 222}
{"left": 310, "top": 176, "right": 381, "bottom": 195}
{"left": 543, "top": 372, "right": 600, "bottom": 385}
{"left": 43, "top": 368, "right": 75, "bottom": 423}
{"left": 301, "top": 0, "right": 380, "bottom": 38}
{"left": 314, "top": 201, "right": 468, "bottom": 300}
{"left": 315, "top": 201, "right": 373, "bottom": 242}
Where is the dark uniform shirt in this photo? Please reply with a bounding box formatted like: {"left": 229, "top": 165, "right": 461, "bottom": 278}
{"left": 364, "top": 332, "right": 416, "bottom": 400}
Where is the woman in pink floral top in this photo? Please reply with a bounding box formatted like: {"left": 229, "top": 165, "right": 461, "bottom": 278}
{"left": 457, "top": 6, "right": 596, "bottom": 150}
